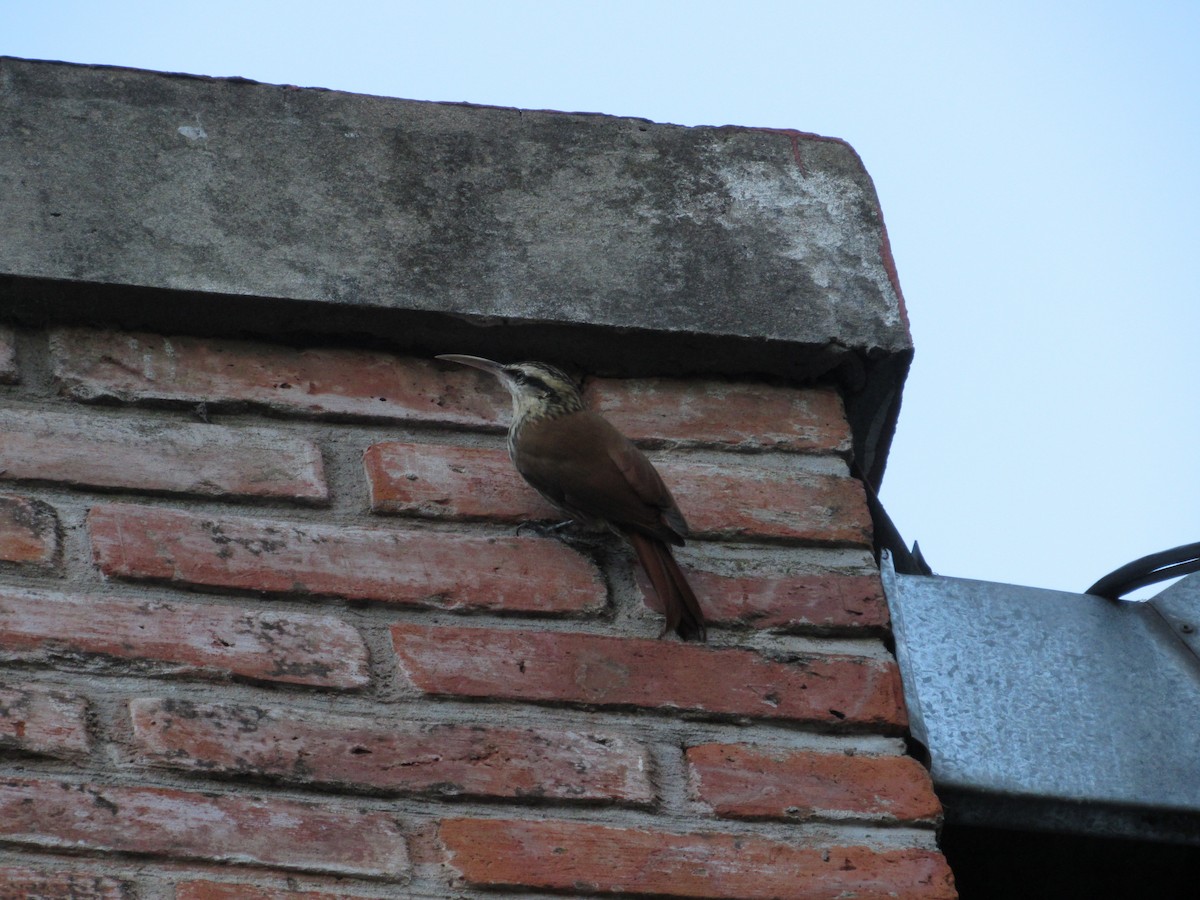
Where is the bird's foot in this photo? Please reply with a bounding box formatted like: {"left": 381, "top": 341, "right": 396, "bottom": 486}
{"left": 516, "top": 519, "right": 577, "bottom": 538}
{"left": 517, "top": 519, "right": 608, "bottom": 551}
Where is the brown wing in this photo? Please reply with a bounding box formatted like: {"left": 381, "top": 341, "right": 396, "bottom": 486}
{"left": 514, "top": 411, "right": 688, "bottom": 544}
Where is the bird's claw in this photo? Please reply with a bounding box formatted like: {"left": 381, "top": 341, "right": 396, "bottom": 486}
{"left": 516, "top": 519, "right": 576, "bottom": 538}
{"left": 517, "top": 519, "right": 609, "bottom": 552}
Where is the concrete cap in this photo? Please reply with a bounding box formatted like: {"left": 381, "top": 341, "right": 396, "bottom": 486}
{"left": 0, "top": 57, "right": 910, "bottom": 481}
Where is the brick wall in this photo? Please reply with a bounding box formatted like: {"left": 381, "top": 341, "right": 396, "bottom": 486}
{"left": 0, "top": 324, "right": 954, "bottom": 898}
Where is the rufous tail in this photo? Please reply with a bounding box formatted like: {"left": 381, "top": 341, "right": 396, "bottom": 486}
{"left": 627, "top": 532, "right": 707, "bottom": 642}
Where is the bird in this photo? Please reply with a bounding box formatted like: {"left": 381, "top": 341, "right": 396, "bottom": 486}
{"left": 437, "top": 354, "right": 707, "bottom": 641}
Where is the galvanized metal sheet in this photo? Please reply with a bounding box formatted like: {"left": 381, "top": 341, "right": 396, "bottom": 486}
{"left": 883, "top": 555, "right": 1200, "bottom": 841}
{"left": 1152, "top": 572, "right": 1200, "bottom": 660}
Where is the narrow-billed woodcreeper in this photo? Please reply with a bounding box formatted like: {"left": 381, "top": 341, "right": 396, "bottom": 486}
{"left": 437, "top": 355, "right": 706, "bottom": 641}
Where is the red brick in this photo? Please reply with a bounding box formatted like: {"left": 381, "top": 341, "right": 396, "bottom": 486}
{"left": 0, "top": 684, "right": 91, "bottom": 757}
{"left": 0, "top": 326, "right": 17, "bottom": 384}
{"left": 129, "top": 697, "right": 653, "bottom": 805}
{"left": 440, "top": 818, "right": 957, "bottom": 899}
{"left": 659, "top": 569, "right": 888, "bottom": 632}
{"left": 586, "top": 377, "right": 852, "bottom": 453}
{"left": 364, "top": 442, "right": 555, "bottom": 521}
{"left": 0, "top": 409, "right": 326, "bottom": 503}
{"left": 0, "top": 777, "right": 409, "bottom": 879}
{"left": 391, "top": 624, "right": 906, "bottom": 730}
{"left": 89, "top": 503, "right": 604, "bottom": 614}
{"left": 0, "top": 866, "right": 132, "bottom": 899}
{"left": 366, "top": 442, "right": 871, "bottom": 546}
{"left": 0, "top": 586, "right": 369, "bottom": 689}
{"left": 51, "top": 328, "right": 507, "bottom": 426}
{"left": 670, "top": 462, "right": 870, "bottom": 545}
{"left": 0, "top": 493, "right": 60, "bottom": 568}
{"left": 687, "top": 743, "right": 941, "bottom": 824}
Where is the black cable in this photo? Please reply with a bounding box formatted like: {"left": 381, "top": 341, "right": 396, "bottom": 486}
{"left": 853, "top": 461, "right": 932, "bottom": 576}
{"left": 1085, "top": 542, "right": 1200, "bottom": 600}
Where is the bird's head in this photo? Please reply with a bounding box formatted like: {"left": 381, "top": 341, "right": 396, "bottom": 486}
{"left": 437, "top": 355, "right": 584, "bottom": 420}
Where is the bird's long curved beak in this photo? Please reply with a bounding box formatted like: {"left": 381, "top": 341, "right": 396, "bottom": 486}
{"left": 436, "top": 354, "right": 506, "bottom": 378}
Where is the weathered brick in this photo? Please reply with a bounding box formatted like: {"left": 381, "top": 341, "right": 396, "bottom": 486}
{"left": 0, "top": 408, "right": 327, "bottom": 502}
{"left": 130, "top": 697, "right": 653, "bottom": 805}
{"left": 0, "top": 777, "right": 409, "bottom": 879}
{"left": 0, "top": 493, "right": 60, "bottom": 568}
{"left": 440, "top": 818, "right": 958, "bottom": 899}
{"left": 0, "top": 587, "right": 369, "bottom": 688}
{"left": 687, "top": 743, "right": 941, "bottom": 824}
{"left": 364, "top": 442, "right": 555, "bottom": 521}
{"left": 0, "top": 684, "right": 91, "bottom": 757}
{"left": 655, "top": 569, "right": 888, "bottom": 632}
{"left": 667, "top": 462, "right": 870, "bottom": 545}
{"left": 89, "top": 503, "right": 604, "bottom": 614}
{"left": 586, "top": 377, "right": 852, "bottom": 453}
{"left": 51, "top": 328, "right": 507, "bottom": 426}
{"left": 391, "top": 624, "right": 906, "bottom": 730}
{"left": 0, "top": 326, "right": 17, "bottom": 384}
{"left": 365, "top": 442, "right": 871, "bottom": 546}
{"left": 0, "top": 866, "right": 132, "bottom": 899}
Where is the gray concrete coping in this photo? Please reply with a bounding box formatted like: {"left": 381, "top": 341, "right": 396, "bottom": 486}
{"left": 0, "top": 56, "right": 910, "bottom": 482}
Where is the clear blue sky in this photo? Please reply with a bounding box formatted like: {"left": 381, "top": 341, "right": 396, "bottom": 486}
{"left": 7, "top": 1, "right": 1198, "bottom": 596}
